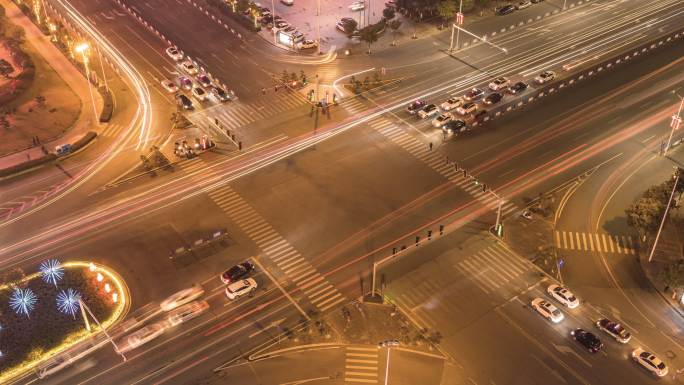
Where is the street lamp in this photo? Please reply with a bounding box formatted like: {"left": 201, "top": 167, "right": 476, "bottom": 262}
{"left": 75, "top": 42, "right": 98, "bottom": 125}
{"left": 648, "top": 168, "right": 681, "bottom": 262}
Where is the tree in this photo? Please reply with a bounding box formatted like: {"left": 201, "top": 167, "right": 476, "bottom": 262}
{"left": 383, "top": 6, "right": 396, "bottom": 20}
{"left": 343, "top": 19, "right": 357, "bottom": 37}
{"left": 436, "top": 0, "right": 456, "bottom": 28}
{"left": 462, "top": 0, "right": 475, "bottom": 12}
{"left": 660, "top": 259, "right": 684, "bottom": 293}
{"left": 358, "top": 25, "right": 380, "bottom": 54}
{"left": 626, "top": 196, "right": 664, "bottom": 239}
{"left": 389, "top": 19, "right": 402, "bottom": 46}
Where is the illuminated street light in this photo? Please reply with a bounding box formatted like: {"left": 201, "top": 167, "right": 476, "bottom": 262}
{"left": 96, "top": 272, "right": 104, "bottom": 282}
{"left": 89, "top": 262, "right": 96, "bottom": 272}
{"left": 74, "top": 42, "right": 99, "bottom": 126}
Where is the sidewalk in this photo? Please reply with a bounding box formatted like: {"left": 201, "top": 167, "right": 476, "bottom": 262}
{"left": 0, "top": 0, "right": 102, "bottom": 170}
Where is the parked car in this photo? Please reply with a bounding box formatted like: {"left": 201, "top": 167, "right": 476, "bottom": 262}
{"left": 115, "top": 323, "right": 165, "bottom": 354}
{"left": 378, "top": 339, "right": 400, "bottom": 347}
{"left": 547, "top": 284, "right": 579, "bottom": 308}
{"left": 440, "top": 97, "right": 463, "bottom": 111}
{"left": 483, "top": 92, "right": 503, "bottom": 105}
{"left": 167, "top": 301, "right": 209, "bottom": 326}
{"left": 161, "top": 79, "right": 178, "bottom": 93}
{"left": 496, "top": 5, "right": 516, "bottom": 15}
{"left": 418, "top": 104, "right": 439, "bottom": 119}
{"left": 349, "top": 1, "right": 365, "bottom": 11}
{"left": 571, "top": 329, "right": 603, "bottom": 353}
{"left": 165, "top": 46, "right": 183, "bottom": 61}
{"left": 406, "top": 100, "right": 427, "bottom": 114}
{"left": 299, "top": 39, "right": 318, "bottom": 49}
{"left": 281, "top": 0, "right": 294, "bottom": 5}
{"left": 531, "top": 0, "right": 544, "bottom": 3}
{"left": 516, "top": 0, "right": 532, "bottom": 9}
{"left": 225, "top": 278, "right": 258, "bottom": 300}
{"left": 463, "top": 87, "right": 484, "bottom": 101}
{"left": 535, "top": 70, "right": 556, "bottom": 84}
{"left": 488, "top": 77, "right": 510, "bottom": 91}
{"left": 220, "top": 261, "right": 255, "bottom": 284}
{"left": 596, "top": 318, "right": 631, "bottom": 343}
{"left": 531, "top": 297, "right": 564, "bottom": 323}
{"left": 160, "top": 284, "right": 204, "bottom": 311}
{"left": 632, "top": 348, "right": 668, "bottom": 377}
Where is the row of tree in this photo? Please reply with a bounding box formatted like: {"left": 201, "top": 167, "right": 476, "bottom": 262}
{"left": 625, "top": 169, "right": 684, "bottom": 240}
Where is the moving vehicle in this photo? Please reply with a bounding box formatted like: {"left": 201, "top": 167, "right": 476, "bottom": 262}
{"left": 225, "top": 278, "right": 258, "bottom": 300}
{"left": 535, "top": 70, "right": 556, "bottom": 84}
{"left": 547, "top": 284, "right": 579, "bottom": 308}
{"left": 281, "top": 0, "right": 294, "bottom": 4}
{"left": 177, "top": 76, "right": 193, "bottom": 91}
{"left": 180, "top": 60, "right": 198, "bottom": 75}
{"left": 463, "top": 87, "right": 484, "bottom": 101}
{"left": 596, "top": 318, "right": 631, "bottom": 343}
{"left": 176, "top": 94, "right": 194, "bottom": 110}
{"left": 406, "top": 100, "right": 427, "bottom": 114}
{"left": 488, "top": 77, "right": 510, "bottom": 91}
{"left": 442, "top": 119, "right": 467, "bottom": 134}
{"left": 531, "top": 298, "right": 564, "bottom": 323}
{"left": 418, "top": 104, "right": 439, "bottom": 119}
{"left": 192, "top": 86, "right": 207, "bottom": 102}
{"left": 432, "top": 113, "right": 453, "bottom": 128}
{"left": 571, "top": 329, "right": 603, "bottom": 353}
{"left": 378, "top": 339, "right": 400, "bottom": 347}
{"left": 516, "top": 0, "right": 531, "bottom": 9}
{"left": 349, "top": 1, "right": 365, "bottom": 11}
{"left": 440, "top": 97, "right": 463, "bottom": 111}
{"left": 632, "top": 348, "right": 668, "bottom": 377}
{"left": 496, "top": 5, "right": 516, "bottom": 15}
{"left": 115, "top": 323, "right": 165, "bottom": 354}
{"left": 196, "top": 73, "right": 212, "bottom": 88}
{"left": 508, "top": 81, "right": 528, "bottom": 94}
{"left": 220, "top": 261, "right": 255, "bottom": 284}
{"left": 456, "top": 102, "right": 477, "bottom": 115}
{"left": 161, "top": 79, "right": 178, "bottom": 93}
{"left": 483, "top": 92, "right": 503, "bottom": 105}
{"left": 211, "top": 86, "right": 230, "bottom": 102}
{"left": 300, "top": 39, "right": 318, "bottom": 49}
{"left": 167, "top": 300, "right": 209, "bottom": 326}
{"left": 165, "top": 46, "right": 183, "bottom": 61}
{"left": 160, "top": 284, "right": 204, "bottom": 311}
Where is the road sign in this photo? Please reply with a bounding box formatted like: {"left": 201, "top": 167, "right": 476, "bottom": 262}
{"left": 671, "top": 114, "right": 682, "bottom": 130}
{"left": 455, "top": 12, "right": 464, "bottom": 25}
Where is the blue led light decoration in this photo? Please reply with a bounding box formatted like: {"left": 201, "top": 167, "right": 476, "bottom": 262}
{"left": 56, "top": 289, "right": 81, "bottom": 318}
{"left": 9, "top": 288, "right": 37, "bottom": 317}
{"left": 40, "top": 259, "right": 64, "bottom": 287}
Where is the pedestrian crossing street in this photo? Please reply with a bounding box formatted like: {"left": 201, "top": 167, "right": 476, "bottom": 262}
{"left": 99, "top": 123, "right": 125, "bottom": 138}
{"left": 198, "top": 91, "right": 307, "bottom": 132}
{"left": 367, "top": 117, "right": 519, "bottom": 218}
{"left": 207, "top": 186, "right": 347, "bottom": 312}
{"left": 555, "top": 230, "right": 637, "bottom": 254}
{"left": 344, "top": 346, "right": 379, "bottom": 384}
{"left": 392, "top": 243, "right": 534, "bottom": 329}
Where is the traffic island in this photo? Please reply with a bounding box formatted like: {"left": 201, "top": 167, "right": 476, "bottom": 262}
{"left": 0, "top": 260, "right": 128, "bottom": 383}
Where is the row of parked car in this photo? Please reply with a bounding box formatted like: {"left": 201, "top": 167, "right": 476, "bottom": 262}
{"left": 257, "top": 4, "right": 318, "bottom": 49}
{"left": 163, "top": 46, "right": 232, "bottom": 110}
{"left": 531, "top": 284, "right": 669, "bottom": 378}
{"left": 497, "top": 0, "right": 546, "bottom": 16}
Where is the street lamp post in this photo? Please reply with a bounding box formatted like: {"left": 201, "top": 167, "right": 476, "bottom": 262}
{"left": 450, "top": 24, "right": 507, "bottom": 54}
{"left": 79, "top": 298, "right": 126, "bottom": 362}
{"left": 75, "top": 42, "right": 98, "bottom": 125}
{"left": 664, "top": 93, "right": 684, "bottom": 157}
{"left": 271, "top": 0, "right": 277, "bottom": 44}
{"left": 648, "top": 169, "right": 681, "bottom": 263}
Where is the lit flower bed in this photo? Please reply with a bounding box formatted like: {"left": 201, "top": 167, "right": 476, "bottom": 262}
{"left": 0, "top": 261, "right": 126, "bottom": 380}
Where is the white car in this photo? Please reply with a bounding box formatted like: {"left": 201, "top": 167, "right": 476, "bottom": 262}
{"left": 160, "top": 284, "right": 205, "bottom": 312}
{"left": 440, "top": 97, "right": 463, "bottom": 111}
{"left": 349, "top": 1, "right": 365, "bottom": 11}
{"left": 535, "top": 70, "right": 556, "bottom": 84}
{"left": 225, "top": 278, "right": 257, "bottom": 300}
{"left": 281, "top": 0, "right": 294, "bottom": 5}
{"left": 547, "top": 284, "right": 579, "bottom": 308}
{"left": 488, "top": 77, "right": 510, "bottom": 91}
{"left": 417, "top": 104, "right": 438, "bottom": 119}
{"left": 516, "top": 0, "right": 531, "bottom": 9}
{"left": 181, "top": 60, "right": 198, "bottom": 75}
{"left": 161, "top": 79, "right": 178, "bottom": 93}
{"left": 165, "top": 46, "right": 183, "bottom": 61}
{"left": 456, "top": 102, "right": 477, "bottom": 115}
{"left": 531, "top": 298, "right": 564, "bottom": 323}
{"left": 299, "top": 39, "right": 318, "bottom": 49}
{"left": 632, "top": 348, "right": 668, "bottom": 377}
{"left": 167, "top": 300, "right": 209, "bottom": 326}
{"left": 192, "top": 86, "right": 207, "bottom": 102}
{"left": 115, "top": 323, "right": 165, "bottom": 354}
{"left": 432, "top": 113, "right": 453, "bottom": 128}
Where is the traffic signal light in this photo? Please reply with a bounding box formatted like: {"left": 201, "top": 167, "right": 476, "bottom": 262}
{"left": 482, "top": 184, "right": 487, "bottom": 192}
{"left": 462, "top": 169, "right": 467, "bottom": 178}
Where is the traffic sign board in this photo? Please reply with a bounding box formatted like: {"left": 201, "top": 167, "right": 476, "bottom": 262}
{"left": 671, "top": 114, "right": 682, "bottom": 130}
{"left": 455, "top": 12, "right": 464, "bottom": 25}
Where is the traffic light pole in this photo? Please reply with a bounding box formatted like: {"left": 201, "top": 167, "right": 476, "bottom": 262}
{"left": 664, "top": 94, "right": 684, "bottom": 156}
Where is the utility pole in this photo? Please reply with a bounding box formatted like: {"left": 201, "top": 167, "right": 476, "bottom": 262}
{"left": 648, "top": 170, "right": 681, "bottom": 262}
{"left": 271, "top": 0, "right": 277, "bottom": 44}
{"left": 664, "top": 93, "right": 684, "bottom": 156}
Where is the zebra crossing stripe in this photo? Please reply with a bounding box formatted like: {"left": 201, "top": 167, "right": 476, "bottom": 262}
{"left": 615, "top": 236, "right": 622, "bottom": 254}
{"left": 588, "top": 233, "right": 595, "bottom": 251}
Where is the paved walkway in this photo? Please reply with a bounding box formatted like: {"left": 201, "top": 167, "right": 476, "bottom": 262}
{"left": 0, "top": 0, "right": 102, "bottom": 170}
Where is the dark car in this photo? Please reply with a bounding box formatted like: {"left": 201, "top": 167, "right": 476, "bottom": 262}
{"left": 509, "top": 81, "right": 529, "bottom": 94}
{"left": 463, "top": 88, "right": 485, "bottom": 101}
{"left": 176, "top": 94, "right": 193, "bottom": 110}
{"left": 406, "top": 100, "right": 427, "bottom": 114}
{"left": 531, "top": 0, "right": 544, "bottom": 3}
{"left": 442, "top": 119, "right": 467, "bottom": 134}
{"left": 483, "top": 92, "right": 503, "bottom": 105}
{"left": 211, "top": 87, "right": 230, "bottom": 102}
{"left": 473, "top": 109, "right": 488, "bottom": 121}
{"left": 596, "top": 318, "right": 631, "bottom": 343}
{"left": 220, "top": 261, "right": 255, "bottom": 284}
{"left": 571, "top": 329, "right": 603, "bottom": 353}
{"left": 497, "top": 5, "right": 516, "bottom": 15}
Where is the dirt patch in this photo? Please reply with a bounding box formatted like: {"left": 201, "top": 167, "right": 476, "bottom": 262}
{"left": 0, "top": 15, "right": 80, "bottom": 156}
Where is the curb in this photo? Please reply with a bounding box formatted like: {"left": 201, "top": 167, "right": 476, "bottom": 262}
{"left": 249, "top": 343, "right": 342, "bottom": 361}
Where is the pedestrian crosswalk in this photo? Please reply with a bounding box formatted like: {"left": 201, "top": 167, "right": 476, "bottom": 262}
{"left": 99, "top": 123, "right": 124, "bottom": 138}
{"left": 344, "top": 346, "right": 379, "bottom": 384}
{"left": 175, "top": 157, "right": 205, "bottom": 174}
{"left": 554, "top": 230, "right": 637, "bottom": 254}
{"left": 198, "top": 92, "right": 307, "bottom": 132}
{"left": 342, "top": 98, "right": 367, "bottom": 115}
{"left": 207, "top": 186, "right": 347, "bottom": 312}
{"left": 368, "top": 117, "right": 518, "bottom": 217}
{"left": 453, "top": 244, "right": 532, "bottom": 294}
